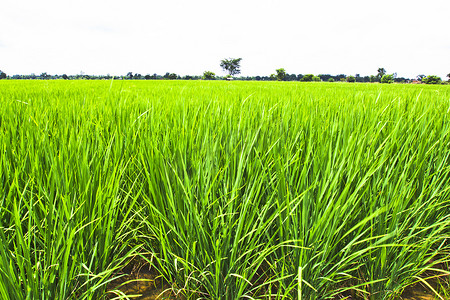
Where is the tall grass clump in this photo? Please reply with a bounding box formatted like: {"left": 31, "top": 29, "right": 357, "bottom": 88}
{"left": 0, "top": 80, "right": 449, "bottom": 299}
{"left": 0, "top": 81, "right": 143, "bottom": 299}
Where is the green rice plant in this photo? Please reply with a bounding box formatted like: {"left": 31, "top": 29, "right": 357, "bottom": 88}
{"left": 0, "top": 80, "right": 449, "bottom": 299}
{"left": 133, "top": 94, "right": 286, "bottom": 298}
{"left": 0, "top": 84, "right": 143, "bottom": 299}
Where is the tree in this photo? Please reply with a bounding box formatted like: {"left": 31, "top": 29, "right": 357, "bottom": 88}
{"left": 220, "top": 58, "right": 242, "bottom": 76}
{"left": 335, "top": 74, "right": 346, "bottom": 81}
{"left": 275, "top": 68, "right": 286, "bottom": 81}
{"left": 0, "top": 70, "right": 6, "bottom": 79}
{"left": 285, "top": 73, "right": 297, "bottom": 81}
{"left": 319, "top": 74, "right": 332, "bottom": 81}
{"left": 422, "top": 75, "right": 442, "bottom": 84}
{"left": 168, "top": 73, "right": 178, "bottom": 80}
{"left": 202, "top": 71, "right": 215, "bottom": 80}
{"left": 447, "top": 73, "right": 450, "bottom": 81}
{"left": 62, "top": 74, "right": 69, "bottom": 80}
{"left": 328, "top": 78, "right": 335, "bottom": 82}
{"left": 300, "top": 74, "right": 314, "bottom": 82}
{"left": 381, "top": 74, "right": 394, "bottom": 84}
{"left": 417, "top": 75, "right": 426, "bottom": 81}
{"left": 40, "top": 72, "right": 50, "bottom": 80}
{"left": 377, "top": 68, "right": 386, "bottom": 81}
{"left": 346, "top": 75, "right": 356, "bottom": 83}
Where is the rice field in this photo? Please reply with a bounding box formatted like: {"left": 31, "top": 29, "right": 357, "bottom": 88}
{"left": 0, "top": 80, "right": 449, "bottom": 299}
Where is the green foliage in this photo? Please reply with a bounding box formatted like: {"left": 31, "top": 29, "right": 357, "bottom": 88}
{"left": 346, "top": 75, "right": 356, "bottom": 82}
{"left": 40, "top": 72, "right": 50, "bottom": 80}
{"left": 0, "top": 81, "right": 449, "bottom": 299}
{"left": 312, "top": 75, "right": 321, "bottom": 81}
{"left": 301, "top": 74, "right": 314, "bottom": 82}
{"left": 328, "top": 78, "right": 335, "bottom": 82}
{"left": 202, "top": 71, "right": 216, "bottom": 80}
{"left": 275, "top": 68, "right": 286, "bottom": 81}
{"left": 422, "top": 75, "right": 442, "bottom": 84}
{"left": 0, "top": 70, "right": 6, "bottom": 79}
{"left": 169, "top": 73, "right": 178, "bottom": 80}
{"left": 377, "top": 67, "right": 386, "bottom": 81}
{"left": 377, "top": 67, "right": 386, "bottom": 74}
{"left": 381, "top": 74, "right": 394, "bottom": 83}
{"left": 220, "top": 58, "right": 242, "bottom": 76}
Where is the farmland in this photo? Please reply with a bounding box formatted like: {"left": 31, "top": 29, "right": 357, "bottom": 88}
{"left": 0, "top": 80, "right": 449, "bottom": 299}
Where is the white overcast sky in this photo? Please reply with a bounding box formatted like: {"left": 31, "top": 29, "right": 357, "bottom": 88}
{"left": 1, "top": 0, "right": 449, "bottom": 78}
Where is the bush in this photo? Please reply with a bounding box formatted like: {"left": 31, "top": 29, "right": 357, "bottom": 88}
{"left": 381, "top": 74, "right": 394, "bottom": 84}
{"left": 300, "top": 74, "right": 314, "bottom": 82}
{"left": 328, "top": 78, "right": 335, "bottom": 82}
{"left": 422, "top": 75, "right": 442, "bottom": 84}
{"left": 202, "top": 71, "right": 216, "bottom": 80}
{"left": 346, "top": 76, "right": 356, "bottom": 83}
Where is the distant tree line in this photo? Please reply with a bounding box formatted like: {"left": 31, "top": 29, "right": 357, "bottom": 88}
{"left": 0, "top": 71, "right": 446, "bottom": 85}
{"left": 0, "top": 64, "right": 448, "bottom": 84}
{"left": 0, "top": 71, "right": 417, "bottom": 83}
